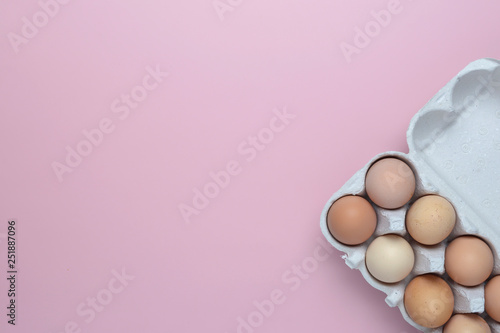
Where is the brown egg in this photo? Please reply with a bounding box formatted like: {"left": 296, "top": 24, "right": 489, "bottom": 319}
{"left": 485, "top": 275, "right": 500, "bottom": 322}
{"left": 404, "top": 274, "right": 454, "bottom": 328}
{"left": 406, "top": 195, "right": 456, "bottom": 245}
{"left": 327, "top": 195, "right": 377, "bottom": 245}
{"left": 365, "top": 158, "right": 416, "bottom": 209}
{"left": 443, "top": 314, "right": 491, "bottom": 333}
{"left": 445, "top": 236, "right": 494, "bottom": 287}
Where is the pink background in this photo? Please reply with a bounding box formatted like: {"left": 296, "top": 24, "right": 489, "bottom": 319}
{"left": 1, "top": 1, "right": 500, "bottom": 332}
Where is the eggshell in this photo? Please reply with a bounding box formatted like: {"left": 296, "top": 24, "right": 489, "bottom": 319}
{"left": 366, "top": 234, "right": 415, "bottom": 283}
{"left": 327, "top": 195, "right": 377, "bottom": 245}
{"left": 485, "top": 276, "right": 500, "bottom": 322}
{"left": 406, "top": 195, "right": 456, "bottom": 245}
{"left": 404, "top": 274, "right": 454, "bottom": 328}
{"left": 443, "top": 314, "right": 491, "bottom": 333}
{"left": 320, "top": 58, "right": 500, "bottom": 333}
{"left": 365, "top": 158, "right": 416, "bottom": 209}
{"left": 445, "top": 236, "right": 494, "bottom": 287}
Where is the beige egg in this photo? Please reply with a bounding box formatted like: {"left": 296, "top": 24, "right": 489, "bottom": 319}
{"left": 443, "top": 314, "right": 491, "bottom": 333}
{"left": 404, "top": 274, "right": 454, "bottom": 328}
{"left": 365, "top": 235, "right": 414, "bottom": 283}
{"left": 485, "top": 275, "right": 500, "bottom": 322}
{"left": 445, "top": 236, "right": 494, "bottom": 287}
{"left": 327, "top": 195, "right": 377, "bottom": 245}
{"left": 365, "top": 158, "right": 416, "bottom": 209}
{"left": 406, "top": 195, "right": 456, "bottom": 245}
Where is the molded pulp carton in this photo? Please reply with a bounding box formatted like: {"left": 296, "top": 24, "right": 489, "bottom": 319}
{"left": 320, "top": 58, "right": 500, "bottom": 332}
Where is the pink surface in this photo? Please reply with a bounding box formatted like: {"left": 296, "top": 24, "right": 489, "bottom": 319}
{"left": 1, "top": 1, "right": 500, "bottom": 332}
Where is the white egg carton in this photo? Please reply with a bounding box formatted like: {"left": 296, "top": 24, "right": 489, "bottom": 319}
{"left": 321, "top": 58, "right": 500, "bottom": 332}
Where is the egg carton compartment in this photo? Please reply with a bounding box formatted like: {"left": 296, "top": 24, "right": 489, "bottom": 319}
{"left": 375, "top": 207, "right": 407, "bottom": 236}
{"left": 411, "top": 242, "right": 445, "bottom": 276}
{"left": 321, "top": 58, "right": 500, "bottom": 333}
{"left": 491, "top": 321, "right": 500, "bottom": 331}
{"left": 450, "top": 282, "right": 484, "bottom": 314}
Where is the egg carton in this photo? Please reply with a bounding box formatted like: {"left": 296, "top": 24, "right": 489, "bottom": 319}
{"left": 320, "top": 58, "right": 500, "bottom": 332}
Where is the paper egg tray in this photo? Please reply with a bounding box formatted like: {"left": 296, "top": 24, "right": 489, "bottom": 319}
{"left": 321, "top": 58, "right": 500, "bottom": 332}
